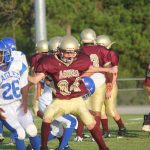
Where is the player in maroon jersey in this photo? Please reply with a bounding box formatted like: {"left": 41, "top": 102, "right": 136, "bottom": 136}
{"left": 28, "top": 35, "right": 118, "bottom": 150}
{"left": 142, "top": 62, "right": 150, "bottom": 132}
{"left": 75, "top": 28, "right": 115, "bottom": 142}
{"left": 96, "top": 35, "right": 126, "bottom": 138}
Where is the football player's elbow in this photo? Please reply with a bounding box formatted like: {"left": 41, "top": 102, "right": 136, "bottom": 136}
{"left": 28, "top": 76, "right": 39, "bottom": 84}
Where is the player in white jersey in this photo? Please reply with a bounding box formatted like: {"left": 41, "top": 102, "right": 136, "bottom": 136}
{"left": 0, "top": 37, "right": 29, "bottom": 144}
{"left": 0, "top": 40, "right": 40, "bottom": 150}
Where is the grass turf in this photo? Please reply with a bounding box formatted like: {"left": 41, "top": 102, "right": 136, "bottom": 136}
{"left": 0, "top": 114, "right": 150, "bottom": 150}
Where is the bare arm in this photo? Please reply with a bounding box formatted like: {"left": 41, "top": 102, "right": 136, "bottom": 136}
{"left": 28, "top": 73, "right": 46, "bottom": 84}
{"left": 81, "top": 65, "right": 118, "bottom": 77}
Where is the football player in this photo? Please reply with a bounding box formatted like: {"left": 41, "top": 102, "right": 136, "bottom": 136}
{"left": 96, "top": 35, "right": 126, "bottom": 137}
{"left": 142, "top": 62, "right": 150, "bottom": 131}
{"left": 0, "top": 40, "right": 40, "bottom": 150}
{"left": 29, "top": 37, "right": 78, "bottom": 150}
{"left": 28, "top": 35, "right": 117, "bottom": 150}
{"left": 75, "top": 28, "right": 115, "bottom": 141}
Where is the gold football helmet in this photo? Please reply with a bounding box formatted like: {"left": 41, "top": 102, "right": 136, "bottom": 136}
{"left": 80, "top": 28, "right": 96, "bottom": 44}
{"left": 48, "top": 36, "right": 62, "bottom": 52}
{"left": 58, "top": 35, "right": 80, "bottom": 63}
{"left": 96, "top": 35, "right": 115, "bottom": 49}
{"left": 59, "top": 35, "right": 80, "bottom": 52}
{"left": 36, "top": 40, "right": 49, "bottom": 53}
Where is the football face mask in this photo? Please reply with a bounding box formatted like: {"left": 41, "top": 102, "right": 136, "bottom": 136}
{"left": 0, "top": 40, "right": 12, "bottom": 68}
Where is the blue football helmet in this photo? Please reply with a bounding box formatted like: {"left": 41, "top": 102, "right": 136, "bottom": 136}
{"left": 82, "top": 76, "right": 95, "bottom": 95}
{"left": 0, "top": 40, "right": 12, "bottom": 66}
{"left": 2, "top": 37, "right": 16, "bottom": 51}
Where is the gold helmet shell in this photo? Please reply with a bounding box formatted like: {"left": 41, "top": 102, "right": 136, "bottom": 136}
{"left": 59, "top": 35, "right": 80, "bottom": 52}
{"left": 80, "top": 28, "right": 96, "bottom": 44}
{"left": 48, "top": 36, "right": 62, "bottom": 52}
{"left": 96, "top": 35, "right": 115, "bottom": 49}
{"left": 36, "top": 40, "right": 49, "bottom": 53}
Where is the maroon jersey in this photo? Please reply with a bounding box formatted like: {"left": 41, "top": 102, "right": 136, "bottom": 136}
{"left": 35, "top": 53, "right": 92, "bottom": 99}
{"left": 144, "top": 78, "right": 150, "bottom": 87}
{"left": 81, "top": 45, "right": 110, "bottom": 67}
{"left": 108, "top": 50, "right": 119, "bottom": 66}
{"left": 144, "top": 63, "right": 150, "bottom": 87}
{"left": 28, "top": 53, "right": 47, "bottom": 68}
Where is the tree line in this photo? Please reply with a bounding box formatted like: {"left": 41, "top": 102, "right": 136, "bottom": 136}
{"left": 0, "top": 0, "right": 150, "bottom": 78}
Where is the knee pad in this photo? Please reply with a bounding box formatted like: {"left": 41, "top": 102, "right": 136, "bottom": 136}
{"left": 16, "top": 128, "right": 26, "bottom": 140}
{"left": 51, "top": 121, "right": 64, "bottom": 138}
{"left": 26, "top": 124, "right": 37, "bottom": 137}
{"left": 63, "top": 116, "right": 77, "bottom": 128}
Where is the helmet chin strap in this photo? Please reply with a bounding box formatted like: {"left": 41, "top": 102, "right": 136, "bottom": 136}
{"left": 59, "top": 52, "right": 75, "bottom": 64}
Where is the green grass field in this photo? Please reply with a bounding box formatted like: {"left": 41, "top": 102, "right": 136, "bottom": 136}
{"left": 0, "top": 114, "right": 150, "bottom": 150}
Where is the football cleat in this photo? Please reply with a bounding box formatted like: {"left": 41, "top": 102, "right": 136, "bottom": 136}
{"left": 55, "top": 145, "right": 72, "bottom": 150}
{"left": 117, "top": 127, "right": 127, "bottom": 137}
{"left": 103, "top": 132, "right": 111, "bottom": 138}
{"left": 74, "top": 136, "right": 83, "bottom": 142}
{"left": 142, "top": 114, "right": 148, "bottom": 125}
{"left": 40, "top": 146, "right": 49, "bottom": 150}
{"left": 0, "top": 133, "right": 4, "bottom": 142}
{"left": 142, "top": 114, "right": 150, "bottom": 132}
{"left": 26, "top": 144, "right": 33, "bottom": 150}
{"left": 61, "top": 145, "right": 71, "bottom": 150}
{"left": 8, "top": 137, "right": 15, "bottom": 145}
{"left": 83, "top": 133, "right": 90, "bottom": 138}
{"left": 91, "top": 138, "right": 95, "bottom": 142}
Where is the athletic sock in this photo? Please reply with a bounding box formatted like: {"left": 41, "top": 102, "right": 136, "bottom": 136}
{"left": 101, "top": 118, "right": 109, "bottom": 133}
{"left": 15, "top": 139, "right": 26, "bottom": 150}
{"left": 58, "top": 127, "right": 75, "bottom": 149}
{"left": 76, "top": 118, "right": 84, "bottom": 138}
{"left": 29, "top": 136, "right": 40, "bottom": 150}
{"left": 89, "top": 124, "right": 107, "bottom": 150}
{"left": 94, "top": 115, "right": 101, "bottom": 127}
{"left": 41, "top": 122, "right": 50, "bottom": 149}
{"left": 115, "top": 118, "right": 124, "bottom": 129}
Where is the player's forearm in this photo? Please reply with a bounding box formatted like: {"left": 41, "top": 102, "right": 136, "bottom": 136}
{"left": 99, "top": 66, "right": 118, "bottom": 74}
{"left": 28, "top": 73, "right": 45, "bottom": 84}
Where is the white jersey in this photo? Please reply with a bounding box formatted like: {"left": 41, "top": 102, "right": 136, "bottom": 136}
{"left": 38, "top": 83, "right": 53, "bottom": 106}
{"left": 0, "top": 57, "right": 28, "bottom": 105}
{"left": 90, "top": 73, "right": 106, "bottom": 88}
{"left": 11, "top": 50, "right": 28, "bottom": 66}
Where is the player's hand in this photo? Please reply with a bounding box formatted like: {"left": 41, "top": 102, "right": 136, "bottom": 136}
{"left": 21, "top": 102, "right": 28, "bottom": 113}
{"left": 108, "top": 66, "right": 118, "bottom": 74}
{"left": 106, "top": 83, "right": 113, "bottom": 99}
{"left": 0, "top": 108, "right": 6, "bottom": 120}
